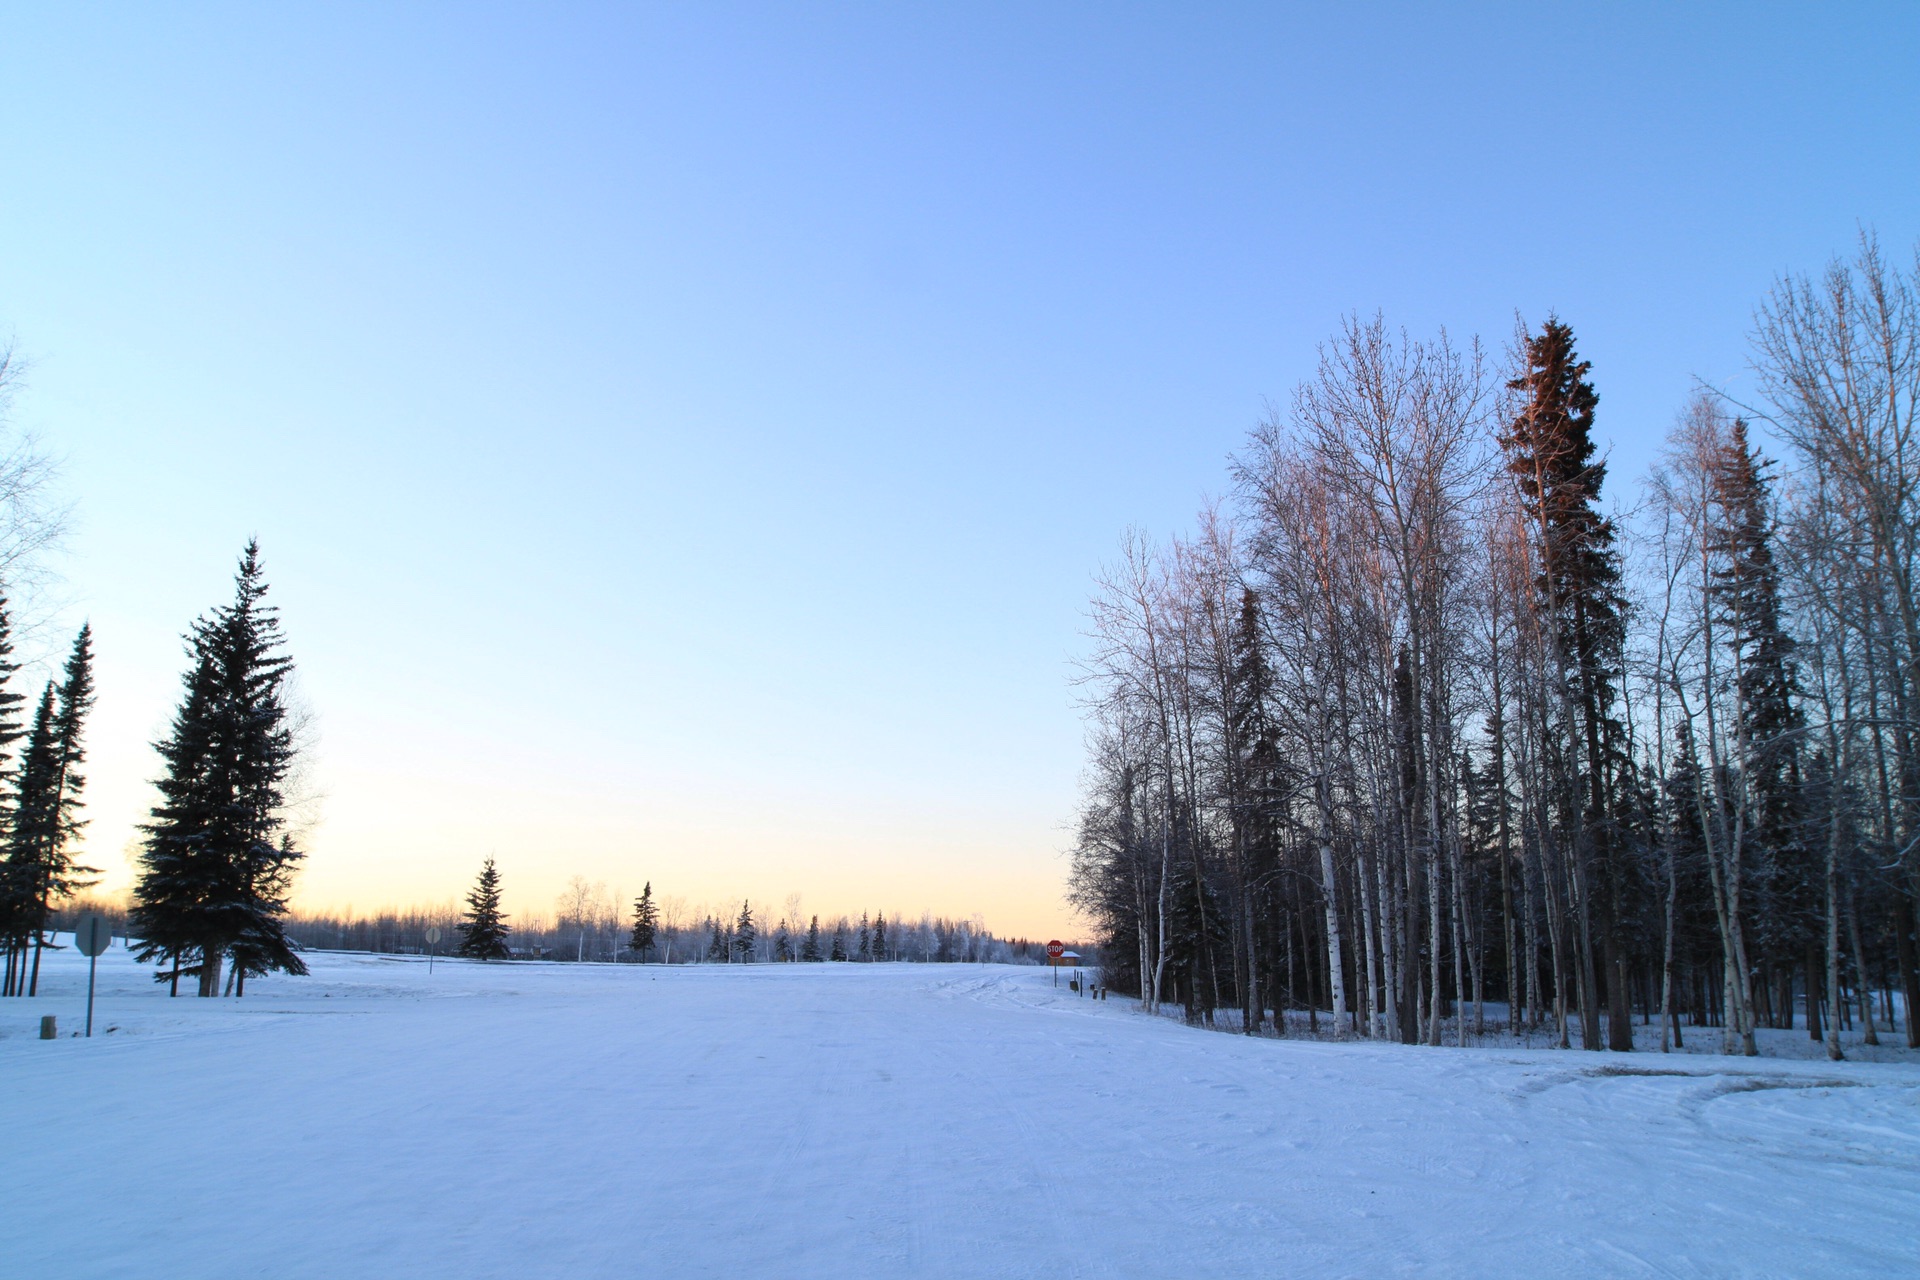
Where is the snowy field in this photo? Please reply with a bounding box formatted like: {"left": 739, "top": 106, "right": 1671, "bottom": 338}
{"left": 6, "top": 941, "right": 1920, "bottom": 1278}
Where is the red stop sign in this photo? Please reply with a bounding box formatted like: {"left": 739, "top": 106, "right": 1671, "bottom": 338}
{"left": 1046, "top": 940, "right": 1064, "bottom": 959}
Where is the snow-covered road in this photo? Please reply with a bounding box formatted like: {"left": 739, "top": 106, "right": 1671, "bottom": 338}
{"left": 4, "top": 944, "right": 1917, "bottom": 1277}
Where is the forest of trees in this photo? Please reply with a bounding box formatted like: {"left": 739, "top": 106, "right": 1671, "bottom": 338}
{"left": 0, "top": 622, "right": 97, "bottom": 997}
{"left": 0, "top": 521, "right": 311, "bottom": 1000}
{"left": 1071, "top": 235, "right": 1920, "bottom": 1059}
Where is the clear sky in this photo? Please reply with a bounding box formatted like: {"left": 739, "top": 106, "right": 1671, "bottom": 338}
{"left": 0, "top": 4, "right": 1915, "bottom": 939}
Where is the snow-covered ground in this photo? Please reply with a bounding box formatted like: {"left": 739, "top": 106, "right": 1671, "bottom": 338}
{"left": 5, "top": 940, "right": 1919, "bottom": 1278}
{"left": 1142, "top": 998, "right": 1920, "bottom": 1063}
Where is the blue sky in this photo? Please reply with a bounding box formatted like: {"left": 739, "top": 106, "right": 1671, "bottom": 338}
{"left": 0, "top": 4, "right": 1915, "bottom": 936}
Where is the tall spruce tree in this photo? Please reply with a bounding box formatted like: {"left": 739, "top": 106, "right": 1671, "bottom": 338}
{"left": 733, "top": 900, "right": 757, "bottom": 962}
{"left": 211, "top": 551, "right": 304, "bottom": 996}
{"left": 1662, "top": 721, "right": 1721, "bottom": 1047}
{"left": 706, "top": 916, "right": 728, "bottom": 962}
{"left": 1711, "top": 418, "right": 1811, "bottom": 1018}
{"left": 830, "top": 923, "right": 848, "bottom": 961}
{"left": 1, "top": 685, "right": 53, "bottom": 996}
{"left": 628, "top": 881, "right": 659, "bottom": 958}
{"left": 1502, "top": 319, "right": 1633, "bottom": 1050}
{"left": 456, "top": 858, "right": 512, "bottom": 959}
{"left": 0, "top": 597, "right": 25, "bottom": 780}
{"left": 127, "top": 650, "right": 219, "bottom": 995}
{"left": 130, "top": 545, "right": 306, "bottom": 995}
{"left": 9, "top": 627, "right": 98, "bottom": 996}
{"left": 802, "top": 914, "right": 822, "bottom": 961}
{"left": 871, "top": 912, "right": 888, "bottom": 961}
{"left": 1226, "top": 585, "right": 1280, "bottom": 1033}
{"left": 0, "top": 597, "right": 28, "bottom": 997}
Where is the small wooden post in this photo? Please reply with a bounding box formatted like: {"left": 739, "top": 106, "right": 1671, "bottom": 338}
{"left": 39, "top": 1014, "right": 57, "bottom": 1040}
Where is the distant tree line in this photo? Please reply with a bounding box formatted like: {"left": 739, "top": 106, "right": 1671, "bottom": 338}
{"left": 272, "top": 861, "right": 1058, "bottom": 966}
{"left": 1072, "top": 235, "right": 1920, "bottom": 1058}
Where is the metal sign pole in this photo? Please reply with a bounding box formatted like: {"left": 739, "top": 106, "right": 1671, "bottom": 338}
{"left": 73, "top": 911, "right": 111, "bottom": 1037}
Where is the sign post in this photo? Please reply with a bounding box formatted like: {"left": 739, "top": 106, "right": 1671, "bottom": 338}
{"left": 73, "top": 911, "right": 111, "bottom": 1037}
{"left": 424, "top": 925, "right": 442, "bottom": 974}
{"left": 1046, "top": 939, "right": 1064, "bottom": 987}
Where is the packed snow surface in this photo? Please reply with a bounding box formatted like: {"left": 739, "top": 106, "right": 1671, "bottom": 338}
{"left": 5, "top": 941, "right": 1919, "bottom": 1278}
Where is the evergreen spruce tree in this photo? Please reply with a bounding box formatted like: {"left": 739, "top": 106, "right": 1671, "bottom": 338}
{"left": 1226, "top": 585, "right": 1281, "bottom": 1030}
{"left": 802, "top": 914, "right": 822, "bottom": 962}
{"left": 0, "top": 596, "right": 24, "bottom": 776}
{"left": 0, "top": 858, "right": 18, "bottom": 998}
{"left": 1710, "top": 419, "right": 1811, "bottom": 994}
{"left": 857, "top": 912, "right": 871, "bottom": 960}
{"left": 1662, "top": 721, "right": 1722, "bottom": 1046}
{"left": 1502, "top": 320, "right": 1633, "bottom": 1050}
{"left": 230, "top": 829, "right": 305, "bottom": 996}
{"left": 131, "top": 544, "right": 306, "bottom": 996}
{"left": 871, "top": 912, "right": 888, "bottom": 962}
{"left": 830, "top": 923, "right": 848, "bottom": 961}
{"left": 628, "top": 881, "right": 659, "bottom": 958}
{"left": 10, "top": 627, "right": 98, "bottom": 996}
{"left": 1459, "top": 747, "right": 1507, "bottom": 1005}
{"left": 0, "top": 597, "right": 31, "bottom": 997}
{"left": 733, "top": 900, "right": 757, "bottom": 962}
{"left": 706, "top": 916, "right": 728, "bottom": 962}
{"left": 210, "top": 551, "right": 304, "bottom": 996}
{"left": 1, "top": 685, "right": 54, "bottom": 996}
{"left": 456, "top": 858, "right": 511, "bottom": 959}
{"left": 774, "top": 921, "right": 794, "bottom": 962}
{"left": 1163, "top": 853, "right": 1229, "bottom": 1026}
{"left": 127, "top": 650, "right": 219, "bottom": 995}
{"left": 127, "top": 650, "right": 207, "bottom": 994}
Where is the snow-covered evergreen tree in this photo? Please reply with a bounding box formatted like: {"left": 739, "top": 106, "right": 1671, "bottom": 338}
{"left": 871, "top": 912, "right": 888, "bottom": 961}
{"left": 802, "top": 914, "right": 822, "bottom": 961}
{"left": 830, "top": 922, "right": 848, "bottom": 961}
